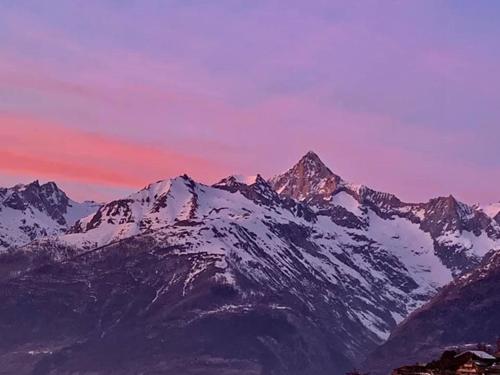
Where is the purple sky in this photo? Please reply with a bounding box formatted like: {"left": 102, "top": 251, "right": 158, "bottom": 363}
{"left": 1, "top": 1, "right": 499, "bottom": 204}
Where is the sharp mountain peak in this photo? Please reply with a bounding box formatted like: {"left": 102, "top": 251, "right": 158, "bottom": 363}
{"left": 269, "top": 151, "right": 344, "bottom": 202}
{"left": 296, "top": 150, "right": 336, "bottom": 176}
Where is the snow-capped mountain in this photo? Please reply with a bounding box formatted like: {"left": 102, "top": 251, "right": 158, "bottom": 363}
{"left": 0, "top": 180, "right": 100, "bottom": 250}
{"left": 270, "top": 151, "right": 500, "bottom": 276}
{"left": 0, "top": 152, "right": 498, "bottom": 374}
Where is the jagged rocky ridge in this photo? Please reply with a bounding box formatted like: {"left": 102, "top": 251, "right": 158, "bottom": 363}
{"left": 0, "top": 152, "right": 499, "bottom": 374}
{"left": 0, "top": 180, "right": 99, "bottom": 251}
{"left": 271, "top": 152, "right": 499, "bottom": 276}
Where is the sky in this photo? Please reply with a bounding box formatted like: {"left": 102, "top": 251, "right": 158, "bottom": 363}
{"left": 0, "top": 0, "right": 499, "bottom": 204}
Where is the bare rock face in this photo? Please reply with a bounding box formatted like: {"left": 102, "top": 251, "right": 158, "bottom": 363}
{"left": 0, "top": 152, "right": 498, "bottom": 374}
{"left": 269, "top": 151, "right": 343, "bottom": 203}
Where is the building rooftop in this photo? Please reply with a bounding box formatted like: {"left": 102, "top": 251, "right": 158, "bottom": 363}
{"left": 455, "top": 351, "right": 497, "bottom": 360}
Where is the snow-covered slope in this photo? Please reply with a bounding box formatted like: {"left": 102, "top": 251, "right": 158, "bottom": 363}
{"left": 0, "top": 180, "right": 100, "bottom": 250}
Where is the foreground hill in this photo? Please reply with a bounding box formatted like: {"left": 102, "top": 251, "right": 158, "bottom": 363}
{"left": 0, "top": 152, "right": 498, "bottom": 374}
{"left": 363, "top": 250, "right": 500, "bottom": 375}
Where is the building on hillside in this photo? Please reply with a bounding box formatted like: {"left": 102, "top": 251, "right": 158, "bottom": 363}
{"left": 391, "top": 341, "right": 500, "bottom": 375}
{"left": 456, "top": 359, "right": 491, "bottom": 375}
{"left": 455, "top": 351, "right": 497, "bottom": 363}
{"left": 455, "top": 351, "right": 497, "bottom": 375}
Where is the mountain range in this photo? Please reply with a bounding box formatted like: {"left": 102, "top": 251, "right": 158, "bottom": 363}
{"left": 0, "top": 151, "right": 499, "bottom": 374}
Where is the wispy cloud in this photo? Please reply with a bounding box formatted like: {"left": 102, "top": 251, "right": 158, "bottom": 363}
{"left": 0, "top": 114, "right": 229, "bottom": 188}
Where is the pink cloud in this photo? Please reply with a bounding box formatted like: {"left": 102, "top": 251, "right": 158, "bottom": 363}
{"left": 0, "top": 114, "right": 229, "bottom": 189}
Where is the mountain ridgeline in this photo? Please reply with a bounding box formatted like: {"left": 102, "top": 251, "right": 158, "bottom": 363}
{"left": 0, "top": 152, "right": 499, "bottom": 375}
